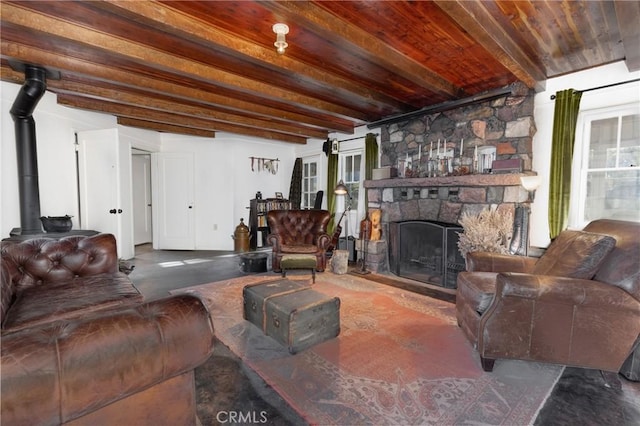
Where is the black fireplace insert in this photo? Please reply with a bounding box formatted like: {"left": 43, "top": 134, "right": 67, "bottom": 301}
{"left": 388, "top": 220, "right": 465, "bottom": 288}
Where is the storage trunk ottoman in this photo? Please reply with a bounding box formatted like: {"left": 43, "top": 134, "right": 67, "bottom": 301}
{"left": 243, "top": 280, "right": 340, "bottom": 354}
{"left": 242, "top": 279, "right": 309, "bottom": 326}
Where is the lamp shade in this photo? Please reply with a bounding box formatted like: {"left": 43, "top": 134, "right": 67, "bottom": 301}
{"left": 334, "top": 179, "right": 348, "bottom": 195}
{"left": 520, "top": 175, "right": 541, "bottom": 192}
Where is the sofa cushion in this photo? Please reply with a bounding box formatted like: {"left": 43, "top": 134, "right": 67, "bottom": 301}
{"left": 2, "top": 273, "right": 143, "bottom": 334}
{"left": 532, "top": 230, "right": 616, "bottom": 279}
{"left": 456, "top": 272, "right": 498, "bottom": 314}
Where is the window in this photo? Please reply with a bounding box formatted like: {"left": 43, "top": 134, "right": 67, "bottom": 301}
{"left": 301, "top": 159, "right": 318, "bottom": 209}
{"left": 341, "top": 152, "right": 361, "bottom": 211}
{"left": 336, "top": 151, "right": 363, "bottom": 237}
{"left": 573, "top": 106, "right": 640, "bottom": 226}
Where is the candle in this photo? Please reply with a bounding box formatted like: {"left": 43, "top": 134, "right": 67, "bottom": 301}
{"left": 437, "top": 139, "right": 440, "bottom": 156}
{"left": 460, "top": 138, "right": 464, "bottom": 156}
{"left": 418, "top": 144, "right": 421, "bottom": 161}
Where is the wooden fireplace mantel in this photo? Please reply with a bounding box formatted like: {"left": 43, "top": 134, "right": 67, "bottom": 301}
{"left": 364, "top": 172, "right": 535, "bottom": 189}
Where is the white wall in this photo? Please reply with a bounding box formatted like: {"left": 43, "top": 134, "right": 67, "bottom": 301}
{"left": 159, "top": 132, "right": 296, "bottom": 250}
{"left": 1, "top": 80, "right": 297, "bottom": 250}
{"left": 1, "top": 83, "right": 116, "bottom": 237}
{"left": 531, "top": 61, "right": 640, "bottom": 248}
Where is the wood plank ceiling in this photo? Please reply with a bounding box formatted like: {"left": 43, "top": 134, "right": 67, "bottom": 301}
{"left": 1, "top": 1, "right": 638, "bottom": 144}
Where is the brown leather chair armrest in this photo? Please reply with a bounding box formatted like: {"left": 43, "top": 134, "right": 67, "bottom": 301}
{"left": 496, "top": 273, "right": 640, "bottom": 310}
{"left": 1, "top": 295, "right": 214, "bottom": 425}
{"left": 466, "top": 252, "right": 537, "bottom": 273}
{"left": 267, "top": 234, "right": 282, "bottom": 250}
{"left": 316, "top": 233, "right": 331, "bottom": 250}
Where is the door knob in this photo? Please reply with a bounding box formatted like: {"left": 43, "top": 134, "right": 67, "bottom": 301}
{"left": 118, "top": 209, "right": 123, "bottom": 214}
{"left": 188, "top": 205, "right": 193, "bottom": 209}
{"left": 109, "top": 209, "right": 117, "bottom": 214}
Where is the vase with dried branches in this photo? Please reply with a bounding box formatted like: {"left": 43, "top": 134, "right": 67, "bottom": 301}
{"left": 457, "top": 208, "right": 513, "bottom": 265}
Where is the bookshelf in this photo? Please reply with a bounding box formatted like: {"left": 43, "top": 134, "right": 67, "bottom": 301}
{"left": 248, "top": 198, "right": 291, "bottom": 250}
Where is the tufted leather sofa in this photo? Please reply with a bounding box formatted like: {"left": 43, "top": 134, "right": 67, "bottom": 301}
{"left": 267, "top": 209, "right": 332, "bottom": 273}
{"left": 456, "top": 219, "right": 640, "bottom": 376}
{"left": 1, "top": 233, "right": 215, "bottom": 425}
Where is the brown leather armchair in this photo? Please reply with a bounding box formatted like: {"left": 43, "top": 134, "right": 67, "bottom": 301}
{"left": 266, "top": 209, "right": 332, "bottom": 272}
{"left": 456, "top": 219, "right": 640, "bottom": 375}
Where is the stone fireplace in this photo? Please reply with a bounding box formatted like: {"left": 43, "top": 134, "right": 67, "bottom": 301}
{"left": 359, "top": 82, "right": 537, "bottom": 283}
{"left": 361, "top": 173, "right": 532, "bottom": 276}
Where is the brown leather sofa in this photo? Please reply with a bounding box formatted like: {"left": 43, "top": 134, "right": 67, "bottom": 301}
{"left": 456, "top": 219, "right": 640, "bottom": 376}
{"left": 1, "top": 233, "right": 215, "bottom": 425}
{"left": 266, "top": 209, "right": 332, "bottom": 273}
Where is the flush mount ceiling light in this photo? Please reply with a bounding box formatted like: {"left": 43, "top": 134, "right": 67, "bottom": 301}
{"left": 272, "top": 23, "right": 289, "bottom": 55}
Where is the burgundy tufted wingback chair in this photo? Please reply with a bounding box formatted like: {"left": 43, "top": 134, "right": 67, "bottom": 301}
{"left": 266, "top": 209, "right": 332, "bottom": 272}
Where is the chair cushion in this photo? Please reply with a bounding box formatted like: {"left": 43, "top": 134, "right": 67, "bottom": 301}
{"left": 456, "top": 272, "right": 498, "bottom": 314}
{"left": 281, "top": 254, "right": 317, "bottom": 269}
{"left": 281, "top": 244, "right": 317, "bottom": 254}
{"left": 532, "top": 230, "right": 616, "bottom": 279}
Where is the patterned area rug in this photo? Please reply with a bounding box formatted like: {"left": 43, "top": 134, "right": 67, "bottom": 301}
{"left": 177, "top": 274, "right": 564, "bottom": 425}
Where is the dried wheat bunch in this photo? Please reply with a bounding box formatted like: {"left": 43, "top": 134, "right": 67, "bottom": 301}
{"left": 457, "top": 208, "right": 513, "bottom": 261}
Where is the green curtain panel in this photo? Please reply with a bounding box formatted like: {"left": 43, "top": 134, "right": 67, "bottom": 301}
{"left": 326, "top": 152, "right": 339, "bottom": 234}
{"left": 288, "top": 157, "right": 303, "bottom": 209}
{"left": 548, "top": 89, "right": 582, "bottom": 239}
{"left": 364, "top": 133, "right": 379, "bottom": 210}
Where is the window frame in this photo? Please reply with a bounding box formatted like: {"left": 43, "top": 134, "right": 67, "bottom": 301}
{"left": 301, "top": 156, "right": 320, "bottom": 209}
{"left": 337, "top": 149, "right": 364, "bottom": 237}
{"left": 570, "top": 103, "right": 640, "bottom": 228}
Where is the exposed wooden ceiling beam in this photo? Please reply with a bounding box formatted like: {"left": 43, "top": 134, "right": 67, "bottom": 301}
{"left": 434, "top": 0, "right": 547, "bottom": 92}
{"left": 614, "top": 0, "right": 640, "bottom": 72}
{"left": 2, "top": 2, "right": 367, "bottom": 122}
{"left": 262, "top": 1, "right": 459, "bottom": 98}
{"left": 95, "top": 0, "right": 409, "bottom": 113}
{"left": 118, "top": 117, "right": 216, "bottom": 138}
{"left": 1, "top": 0, "right": 628, "bottom": 145}
{"left": 0, "top": 42, "right": 355, "bottom": 134}
{"left": 57, "top": 94, "right": 307, "bottom": 144}
{"left": 117, "top": 117, "right": 215, "bottom": 138}
{"left": 48, "top": 78, "right": 328, "bottom": 139}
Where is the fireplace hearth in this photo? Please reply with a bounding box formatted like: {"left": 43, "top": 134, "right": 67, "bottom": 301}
{"left": 388, "top": 220, "right": 464, "bottom": 288}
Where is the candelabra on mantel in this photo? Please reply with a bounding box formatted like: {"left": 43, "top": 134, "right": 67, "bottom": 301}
{"left": 400, "top": 138, "right": 495, "bottom": 178}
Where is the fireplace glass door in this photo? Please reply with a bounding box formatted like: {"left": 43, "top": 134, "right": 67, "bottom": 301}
{"left": 389, "top": 220, "right": 465, "bottom": 288}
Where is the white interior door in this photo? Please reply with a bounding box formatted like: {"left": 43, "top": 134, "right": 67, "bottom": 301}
{"left": 77, "top": 129, "right": 134, "bottom": 259}
{"left": 152, "top": 152, "right": 195, "bottom": 250}
{"left": 132, "top": 154, "right": 153, "bottom": 245}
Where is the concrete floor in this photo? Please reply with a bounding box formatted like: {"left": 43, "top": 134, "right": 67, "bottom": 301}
{"left": 128, "top": 244, "right": 640, "bottom": 426}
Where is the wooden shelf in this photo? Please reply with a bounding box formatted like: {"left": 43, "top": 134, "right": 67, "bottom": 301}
{"left": 364, "top": 172, "right": 535, "bottom": 189}
{"left": 248, "top": 198, "right": 291, "bottom": 250}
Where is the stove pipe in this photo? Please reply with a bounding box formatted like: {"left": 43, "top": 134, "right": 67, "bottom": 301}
{"left": 10, "top": 65, "right": 47, "bottom": 235}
